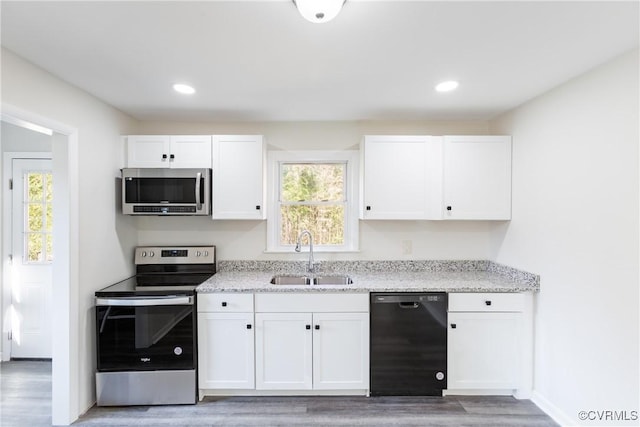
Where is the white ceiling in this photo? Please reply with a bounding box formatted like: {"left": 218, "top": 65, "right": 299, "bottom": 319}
{"left": 1, "top": 1, "right": 638, "bottom": 122}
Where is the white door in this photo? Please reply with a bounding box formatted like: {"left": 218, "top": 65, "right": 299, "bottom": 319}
{"left": 197, "top": 312, "right": 255, "bottom": 389}
{"left": 443, "top": 135, "right": 512, "bottom": 220}
{"left": 255, "top": 312, "right": 313, "bottom": 390}
{"left": 10, "top": 158, "right": 53, "bottom": 358}
{"left": 126, "top": 135, "right": 171, "bottom": 168}
{"left": 312, "top": 312, "right": 369, "bottom": 390}
{"left": 212, "top": 135, "right": 265, "bottom": 219}
{"left": 447, "top": 312, "right": 521, "bottom": 389}
{"left": 169, "top": 135, "right": 212, "bottom": 168}
{"left": 361, "top": 136, "right": 442, "bottom": 220}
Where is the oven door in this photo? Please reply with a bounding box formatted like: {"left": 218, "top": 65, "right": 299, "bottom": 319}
{"left": 96, "top": 295, "right": 196, "bottom": 372}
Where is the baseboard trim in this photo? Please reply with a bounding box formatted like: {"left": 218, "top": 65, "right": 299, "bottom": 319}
{"left": 531, "top": 390, "right": 575, "bottom": 427}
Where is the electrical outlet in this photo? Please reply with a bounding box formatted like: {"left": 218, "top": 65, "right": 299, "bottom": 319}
{"left": 402, "top": 240, "right": 412, "bottom": 255}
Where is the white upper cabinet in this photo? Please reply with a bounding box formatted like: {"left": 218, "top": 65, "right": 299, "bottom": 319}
{"left": 443, "top": 135, "right": 512, "bottom": 220}
{"left": 360, "top": 135, "right": 442, "bottom": 220}
{"left": 212, "top": 135, "right": 266, "bottom": 220}
{"left": 126, "top": 135, "right": 212, "bottom": 168}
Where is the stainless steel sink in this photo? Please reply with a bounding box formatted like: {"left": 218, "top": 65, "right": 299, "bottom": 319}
{"left": 269, "top": 275, "right": 353, "bottom": 285}
{"left": 270, "top": 276, "right": 311, "bottom": 285}
{"left": 313, "top": 275, "right": 353, "bottom": 285}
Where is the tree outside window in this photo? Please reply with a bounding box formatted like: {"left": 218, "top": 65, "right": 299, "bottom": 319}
{"left": 280, "top": 163, "right": 346, "bottom": 246}
{"left": 24, "top": 171, "right": 53, "bottom": 263}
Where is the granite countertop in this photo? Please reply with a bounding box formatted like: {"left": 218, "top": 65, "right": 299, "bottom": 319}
{"left": 196, "top": 260, "right": 539, "bottom": 293}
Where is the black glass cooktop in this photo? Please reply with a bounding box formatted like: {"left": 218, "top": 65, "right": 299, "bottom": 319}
{"left": 95, "top": 276, "right": 201, "bottom": 297}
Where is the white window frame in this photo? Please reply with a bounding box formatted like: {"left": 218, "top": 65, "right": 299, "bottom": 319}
{"left": 267, "top": 150, "right": 359, "bottom": 253}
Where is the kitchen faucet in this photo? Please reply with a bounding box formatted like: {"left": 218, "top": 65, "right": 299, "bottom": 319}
{"left": 295, "top": 230, "right": 314, "bottom": 273}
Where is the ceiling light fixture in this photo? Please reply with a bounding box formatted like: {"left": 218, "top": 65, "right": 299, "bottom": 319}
{"left": 435, "top": 80, "right": 459, "bottom": 93}
{"left": 293, "top": 0, "right": 345, "bottom": 24}
{"left": 173, "top": 83, "right": 195, "bottom": 95}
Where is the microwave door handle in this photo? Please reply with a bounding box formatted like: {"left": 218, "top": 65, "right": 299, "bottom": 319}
{"left": 195, "top": 172, "right": 202, "bottom": 211}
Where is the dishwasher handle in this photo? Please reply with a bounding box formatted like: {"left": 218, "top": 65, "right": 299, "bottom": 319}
{"left": 372, "top": 294, "right": 445, "bottom": 304}
{"left": 399, "top": 302, "right": 419, "bottom": 309}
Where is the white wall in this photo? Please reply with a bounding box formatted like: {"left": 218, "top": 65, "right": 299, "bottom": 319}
{"left": 135, "top": 120, "right": 496, "bottom": 260}
{"left": 1, "top": 121, "right": 52, "bottom": 152}
{"left": 490, "top": 49, "right": 639, "bottom": 425}
{"left": 1, "top": 48, "right": 139, "bottom": 424}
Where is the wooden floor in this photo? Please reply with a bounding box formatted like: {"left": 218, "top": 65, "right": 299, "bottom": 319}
{"left": 1, "top": 360, "right": 558, "bottom": 427}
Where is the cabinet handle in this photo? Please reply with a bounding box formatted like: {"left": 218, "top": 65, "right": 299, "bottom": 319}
{"left": 446, "top": 206, "right": 452, "bottom": 211}
{"left": 314, "top": 325, "right": 320, "bottom": 330}
{"left": 450, "top": 323, "right": 457, "bottom": 329}
{"left": 246, "top": 324, "right": 252, "bottom": 330}
{"left": 169, "top": 154, "right": 175, "bottom": 160}
{"left": 162, "top": 154, "right": 168, "bottom": 160}
{"left": 366, "top": 206, "right": 371, "bottom": 211}
{"left": 256, "top": 205, "right": 261, "bottom": 210}
{"left": 221, "top": 302, "right": 227, "bottom": 307}
{"left": 305, "top": 325, "right": 311, "bottom": 330}
{"left": 485, "top": 300, "right": 492, "bottom": 306}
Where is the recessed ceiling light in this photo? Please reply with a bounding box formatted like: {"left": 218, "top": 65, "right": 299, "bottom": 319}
{"left": 435, "top": 80, "right": 459, "bottom": 93}
{"left": 173, "top": 83, "right": 195, "bottom": 95}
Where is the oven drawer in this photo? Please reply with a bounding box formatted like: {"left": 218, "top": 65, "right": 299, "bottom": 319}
{"left": 448, "top": 293, "right": 524, "bottom": 312}
{"left": 198, "top": 293, "right": 254, "bottom": 312}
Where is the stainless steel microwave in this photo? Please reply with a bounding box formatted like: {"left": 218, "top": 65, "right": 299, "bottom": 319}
{"left": 121, "top": 168, "right": 211, "bottom": 215}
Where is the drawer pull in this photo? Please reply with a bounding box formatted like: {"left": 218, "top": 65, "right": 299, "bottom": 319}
{"left": 485, "top": 300, "right": 492, "bottom": 306}
{"left": 450, "top": 323, "right": 457, "bottom": 329}
{"left": 305, "top": 325, "right": 311, "bottom": 330}
{"left": 221, "top": 302, "right": 227, "bottom": 307}
{"left": 246, "top": 324, "right": 252, "bottom": 330}
{"left": 314, "top": 325, "right": 320, "bottom": 330}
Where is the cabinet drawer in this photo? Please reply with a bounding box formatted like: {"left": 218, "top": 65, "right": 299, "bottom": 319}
{"left": 448, "top": 293, "right": 524, "bottom": 312}
{"left": 255, "top": 293, "right": 368, "bottom": 313}
{"left": 198, "top": 293, "right": 254, "bottom": 312}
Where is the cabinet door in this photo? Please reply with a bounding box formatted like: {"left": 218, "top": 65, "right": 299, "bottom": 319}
{"left": 126, "top": 135, "right": 171, "bottom": 168}
{"left": 169, "top": 135, "right": 212, "bottom": 168}
{"left": 255, "top": 313, "right": 313, "bottom": 390}
{"left": 361, "top": 135, "right": 442, "bottom": 220}
{"left": 312, "top": 313, "right": 369, "bottom": 390}
{"left": 443, "top": 135, "right": 511, "bottom": 220}
{"left": 197, "top": 312, "right": 255, "bottom": 389}
{"left": 448, "top": 312, "right": 521, "bottom": 390}
{"left": 212, "top": 135, "right": 265, "bottom": 219}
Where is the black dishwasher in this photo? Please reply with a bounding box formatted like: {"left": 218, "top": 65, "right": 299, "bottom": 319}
{"left": 370, "top": 292, "right": 447, "bottom": 396}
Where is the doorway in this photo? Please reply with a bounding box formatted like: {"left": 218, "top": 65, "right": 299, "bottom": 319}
{"left": 1, "top": 108, "right": 79, "bottom": 426}
{"left": 8, "top": 157, "right": 53, "bottom": 358}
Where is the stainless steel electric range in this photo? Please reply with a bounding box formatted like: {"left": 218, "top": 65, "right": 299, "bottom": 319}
{"left": 95, "top": 246, "right": 215, "bottom": 406}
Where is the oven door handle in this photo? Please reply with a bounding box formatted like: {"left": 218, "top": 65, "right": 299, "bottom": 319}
{"left": 95, "top": 296, "right": 194, "bottom": 306}
{"left": 195, "top": 171, "right": 202, "bottom": 211}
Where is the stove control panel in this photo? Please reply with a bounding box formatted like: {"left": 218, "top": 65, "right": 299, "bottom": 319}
{"left": 134, "top": 246, "right": 215, "bottom": 265}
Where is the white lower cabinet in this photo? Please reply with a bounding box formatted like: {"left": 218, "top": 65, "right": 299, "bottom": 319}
{"left": 197, "top": 294, "right": 255, "bottom": 390}
{"left": 447, "top": 293, "right": 532, "bottom": 396}
{"left": 312, "top": 312, "right": 369, "bottom": 390}
{"left": 255, "top": 313, "right": 313, "bottom": 390}
{"left": 255, "top": 293, "right": 369, "bottom": 392}
{"left": 447, "top": 311, "right": 521, "bottom": 389}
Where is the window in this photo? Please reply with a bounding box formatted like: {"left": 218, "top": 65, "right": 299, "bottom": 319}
{"left": 23, "top": 171, "right": 53, "bottom": 263}
{"left": 267, "top": 151, "right": 359, "bottom": 252}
